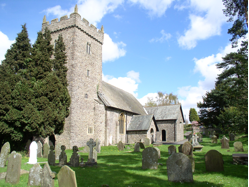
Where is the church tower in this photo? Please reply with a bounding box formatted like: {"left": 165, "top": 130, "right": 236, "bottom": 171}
{"left": 42, "top": 5, "right": 104, "bottom": 148}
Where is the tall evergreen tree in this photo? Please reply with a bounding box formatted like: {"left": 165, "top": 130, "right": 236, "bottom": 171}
{"left": 189, "top": 108, "right": 199, "bottom": 122}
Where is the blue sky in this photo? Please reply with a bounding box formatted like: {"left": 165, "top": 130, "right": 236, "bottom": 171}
{"left": 0, "top": 0, "right": 242, "bottom": 121}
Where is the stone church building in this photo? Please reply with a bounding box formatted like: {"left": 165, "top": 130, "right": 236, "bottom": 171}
{"left": 42, "top": 6, "right": 185, "bottom": 148}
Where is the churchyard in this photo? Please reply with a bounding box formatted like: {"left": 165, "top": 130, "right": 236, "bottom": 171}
{"left": 0, "top": 134, "right": 247, "bottom": 187}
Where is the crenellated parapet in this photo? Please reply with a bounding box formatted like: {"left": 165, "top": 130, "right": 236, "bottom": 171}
{"left": 42, "top": 5, "right": 104, "bottom": 45}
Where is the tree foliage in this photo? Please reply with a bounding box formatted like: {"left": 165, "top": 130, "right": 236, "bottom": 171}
{"left": 144, "top": 92, "right": 180, "bottom": 107}
{"left": 189, "top": 108, "right": 199, "bottom": 122}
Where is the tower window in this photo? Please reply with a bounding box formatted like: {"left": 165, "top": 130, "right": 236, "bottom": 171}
{"left": 85, "top": 94, "right": 88, "bottom": 98}
{"left": 119, "top": 113, "right": 125, "bottom": 134}
{"left": 54, "top": 40, "right": 57, "bottom": 49}
{"left": 87, "top": 70, "right": 90, "bottom": 77}
{"left": 87, "top": 43, "right": 91, "bottom": 54}
{"left": 88, "top": 126, "right": 94, "bottom": 134}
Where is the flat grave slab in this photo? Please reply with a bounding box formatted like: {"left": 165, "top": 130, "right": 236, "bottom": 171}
{"left": 193, "top": 145, "right": 203, "bottom": 152}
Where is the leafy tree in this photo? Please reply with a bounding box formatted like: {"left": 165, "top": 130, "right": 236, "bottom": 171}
{"left": 189, "top": 108, "right": 199, "bottom": 122}
{"left": 144, "top": 97, "right": 157, "bottom": 107}
{"left": 144, "top": 92, "right": 180, "bottom": 107}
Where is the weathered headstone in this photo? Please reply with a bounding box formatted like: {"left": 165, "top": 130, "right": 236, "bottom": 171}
{"left": 37, "top": 141, "right": 43, "bottom": 158}
{"left": 55, "top": 143, "right": 62, "bottom": 160}
{"left": 58, "top": 165, "right": 77, "bottom": 187}
{"left": 41, "top": 162, "right": 55, "bottom": 187}
{"left": 85, "top": 139, "right": 97, "bottom": 166}
{"left": 144, "top": 138, "right": 150, "bottom": 146}
{"left": 229, "top": 133, "right": 235, "bottom": 141}
{"left": 167, "top": 153, "right": 193, "bottom": 182}
{"left": 178, "top": 144, "right": 183, "bottom": 153}
{"left": 0, "top": 142, "right": 10, "bottom": 167}
{"left": 134, "top": 142, "right": 140, "bottom": 152}
{"left": 28, "top": 141, "right": 38, "bottom": 164}
{"left": 70, "top": 146, "right": 80, "bottom": 167}
{"left": 188, "top": 134, "right": 192, "bottom": 141}
{"left": 43, "top": 143, "right": 49, "bottom": 158}
{"left": 191, "top": 134, "right": 199, "bottom": 146}
{"left": 198, "top": 133, "right": 203, "bottom": 142}
{"left": 220, "top": 135, "right": 229, "bottom": 149}
{"left": 59, "top": 145, "right": 67, "bottom": 166}
{"left": 182, "top": 142, "right": 193, "bottom": 156}
{"left": 168, "top": 145, "right": 176, "bottom": 155}
{"left": 5, "top": 151, "right": 22, "bottom": 184}
{"left": 205, "top": 150, "right": 224, "bottom": 172}
{"left": 211, "top": 135, "right": 217, "bottom": 143}
{"left": 95, "top": 138, "right": 101, "bottom": 153}
{"left": 117, "top": 141, "right": 124, "bottom": 151}
{"left": 48, "top": 145, "right": 55, "bottom": 166}
{"left": 154, "top": 147, "right": 161, "bottom": 159}
{"left": 142, "top": 147, "right": 158, "bottom": 169}
{"left": 28, "top": 163, "right": 42, "bottom": 186}
{"left": 88, "top": 149, "right": 98, "bottom": 162}
{"left": 188, "top": 156, "right": 195, "bottom": 173}
{"left": 139, "top": 142, "right": 145, "bottom": 149}
{"left": 234, "top": 142, "right": 244, "bottom": 152}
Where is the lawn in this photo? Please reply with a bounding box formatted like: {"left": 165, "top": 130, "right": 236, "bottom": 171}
{"left": 0, "top": 134, "right": 248, "bottom": 187}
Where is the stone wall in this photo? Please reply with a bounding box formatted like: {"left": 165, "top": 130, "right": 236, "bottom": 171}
{"left": 127, "top": 131, "right": 147, "bottom": 144}
{"left": 146, "top": 120, "right": 157, "bottom": 143}
{"left": 176, "top": 113, "right": 184, "bottom": 141}
{"left": 156, "top": 120, "right": 175, "bottom": 142}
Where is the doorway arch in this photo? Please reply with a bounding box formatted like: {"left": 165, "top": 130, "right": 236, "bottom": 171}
{"left": 162, "top": 130, "right": 166, "bottom": 141}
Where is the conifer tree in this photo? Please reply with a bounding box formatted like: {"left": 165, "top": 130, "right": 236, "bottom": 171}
{"left": 189, "top": 108, "right": 199, "bottom": 122}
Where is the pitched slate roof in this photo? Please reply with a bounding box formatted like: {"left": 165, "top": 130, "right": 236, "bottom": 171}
{"left": 127, "top": 114, "right": 159, "bottom": 131}
{"left": 98, "top": 81, "right": 146, "bottom": 115}
{"left": 145, "top": 105, "right": 185, "bottom": 122}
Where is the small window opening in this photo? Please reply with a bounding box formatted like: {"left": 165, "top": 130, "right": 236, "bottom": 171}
{"left": 119, "top": 113, "right": 125, "bottom": 134}
{"left": 88, "top": 127, "right": 93, "bottom": 134}
{"left": 87, "top": 43, "right": 91, "bottom": 54}
{"left": 54, "top": 40, "right": 57, "bottom": 50}
{"left": 87, "top": 70, "right": 90, "bottom": 77}
{"left": 85, "top": 94, "right": 88, "bottom": 98}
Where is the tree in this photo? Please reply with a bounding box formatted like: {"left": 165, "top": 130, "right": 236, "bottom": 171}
{"left": 144, "top": 97, "right": 157, "bottom": 107}
{"left": 144, "top": 92, "right": 179, "bottom": 107}
{"left": 189, "top": 108, "right": 199, "bottom": 122}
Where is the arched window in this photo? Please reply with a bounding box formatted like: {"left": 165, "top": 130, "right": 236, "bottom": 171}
{"left": 119, "top": 113, "right": 125, "bottom": 134}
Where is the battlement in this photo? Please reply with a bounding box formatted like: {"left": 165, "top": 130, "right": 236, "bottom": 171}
{"left": 42, "top": 5, "right": 104, "bottom": 44}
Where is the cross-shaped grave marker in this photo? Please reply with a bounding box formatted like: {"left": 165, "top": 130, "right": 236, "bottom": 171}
{"left": 87, "top": 138, "right": 96, "bottom": 162}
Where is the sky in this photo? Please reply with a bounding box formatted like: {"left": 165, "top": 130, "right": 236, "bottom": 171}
{"left": 0, "top": 0, "right": 242, "bottom": 121}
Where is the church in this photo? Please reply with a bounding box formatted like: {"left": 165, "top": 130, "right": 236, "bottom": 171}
{"left": 42, "top": 6, "right": 185, "bottom": 148}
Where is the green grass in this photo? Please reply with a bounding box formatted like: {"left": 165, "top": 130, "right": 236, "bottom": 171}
{"left": 0, "top": 134, "right": 247, "bottom": 187}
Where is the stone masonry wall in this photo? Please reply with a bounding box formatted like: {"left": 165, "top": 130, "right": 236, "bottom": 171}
{"left": 127, "top": 131, "right": 147, "bottom": 144}
{"left": 176, "top": 113, "right": 184, "bottom": 141}
{"left": 156, "top": 120, "right": 175, "bottom": 142}
{"left": 146, "top": 120, "right": 157, "bottom": 143}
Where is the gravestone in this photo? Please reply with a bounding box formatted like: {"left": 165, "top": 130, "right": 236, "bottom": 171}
{"left": 55, "top": 143, "right": 62, "bottom": 160}
{"left": 134, "top": 142, "right": 140, "bottom": 152}
{"left": 182, "top": 142, "right": 193, "bottom": 156}
{"left": 229, "top": 133, "right": 235, "bottom": 141}
{"left": 58, "top": 165, "right": 77, "bottom": 187}
{"left": 188, "top": 156, "right": 195, "bottom": 173}
{"left": 48, "top": 145, "right": 55, "bottom": 166}
{"left": 139, "top": 142, "right": 145, "bottom": 149}
{"left": 85, "top": 139, "right": 97, "bottom": 166}
{"left": 168, "top": 145, "right": 176, "bottom": 155}
{"left": 178, "top": 144, "right": 183, "bottom": 153}
{"left": 144, "top": 138, "right": 150, "bottom": 146}
{"left": 59, "top": 145, "right": 67, "bottom": 166}
{"left": 28, "top": 163, "right": 42, "bottom": 186}
{"left": 0, "top": 142, "right": 10, "bottom": 167}
{"left": 220, "top": 136, "right": 229, "bottom": 149}
{"left": 198, "top": 133, "right": 203, "bottom": 142}
{"left": 37, "top": 141, "right": 43, "bottom": 158}
{"left": 41, "top": 162, "right": 55, "bottom": 187}
{"left": 25, "top": 140, "right": 31, "bottom": 152}
{"left": 88, "top": 149, "right": 98, "bottom": 162}
{"left": 191, "top": 134, "right": 199, "bottom": 146}
{"left": 28, "top": 141, "right": 38, "bottom": 164}
{"left": 142, "top": 147, "right": 158, "bottom": 169}
{"left": 43, "top": 143, "right": 49, "bottom": 158}
{"left": 205, "top": 150, "right": 224, "bottom": 172}
{"left": 211, "top": 135, "right": 217, "bottom": 143}
{"left": 188, "top": 134, "right": 192, "bottom": 141}
{"left": 95, "top": 138, "right": 101, "bottom": 153}
{"left": 234, "top": 142, "right": 244, "bottom": 152}
{"left": 5, "top": 151, "right": 22, "bottom": 184}
{"left": 167, "top": 153, "right": 193, "bottom": 182}
{"left": 70, "top": 146, "right": 80, "bottom": 167}
{"left": 154, "top": 147, "right": 161, "bottom": 159}
{"left": 117, "top": 141, "right": 124, "bottom": 151}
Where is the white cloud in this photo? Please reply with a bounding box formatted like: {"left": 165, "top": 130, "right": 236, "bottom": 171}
{"left": 150, "top": 30, "right": 171, "bottom": 43}
{"left": 177, "top": 0, "right": 227, "bottom": 49}
{"left": 165, "top": 56, "right": 171, "bottom": 61}
{"left": 103, "top": 33, "right": 126, "bottom": 62}
{"left": 43, "top": 0, "right": 124, "bottom": 26}
{"left": 128, "top": 0, "right": 174, "bottom": 17}
{"left": 138, "top": 92, "right": 158, "bottom": 106}
{"left": 102, "top": 70, "right": 140, "bottom": 97}
{"left": 0, "top": 31, "right": 15, "bottom": 63}
{"left": 113, "top": 14, "right": 122, "bottom": 19}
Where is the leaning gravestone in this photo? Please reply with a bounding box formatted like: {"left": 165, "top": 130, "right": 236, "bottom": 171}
{"left": 58, "top": 165, "right": 77, "bottom": 187}
{"left": 229, "top": 133, "right": 235, "bottom": 141}
{"left": 134, "top": 143, "right": 140, "bottom": 152}
{"left": 182, "top": 142, "right": 193, "bottom": 156}
{"left": 167, "top": 153, "right": 193, "bottom": 182}
{"left": 95, "top": 138, "right": 101, "bottom": 153}
{"left": 28, "top": 163, "right": 42, "bottom": 186}
{"left": 211, "top": 135, "right": 217, "bottom": 143}
{"left": 117, "top": 141, "right": 124, "bottom": 151}
{"left": 168, "top": 145, "right": 176, "bottom": 155}
{"left": 59, "top": 145, "right": 67, "bottom": 166}
{"left": 144, "top": 138, "right": 150, "bottom": 146}
{"left": 234, "top": 142, "right": 244, "bottom": 152}
{"left": 55, "top": 143, "right": 62, "bottom": 160}
{"left": 154, "top": 147, "right": 161, "bottom": 159}
{"left": 43, "top": 143, "right": 49, "bottom": 158}
{"left": 37, "top": 141, "right": 43, "bottom": 158}
{"left": 48, "top": 145, "right": 55, "bottom": 166}
{"left": 28, "top": 141, "right": 38, "bottom": 164}
{"left": 41, "top": 162, "right": 55, "bottom": 187}
{"left": 5, "top": 151, "right": 22, "bottom": 184}
{"left": 220, "top": 135, "right": 229, "bottom": 149}
{"left": 0, "top": 142, "right": 10, "bottom": 167}
{"left": 142, "top": 147, "right": 158, "bottom": 169}
{"left": 139, "top": 142, "right": 145, "bottom": 149}
{"left": 205, "top": 150, "right": 224, "bottom": 172}
{"left": 70, "top": 146, "right": 80, "bottom": 167}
